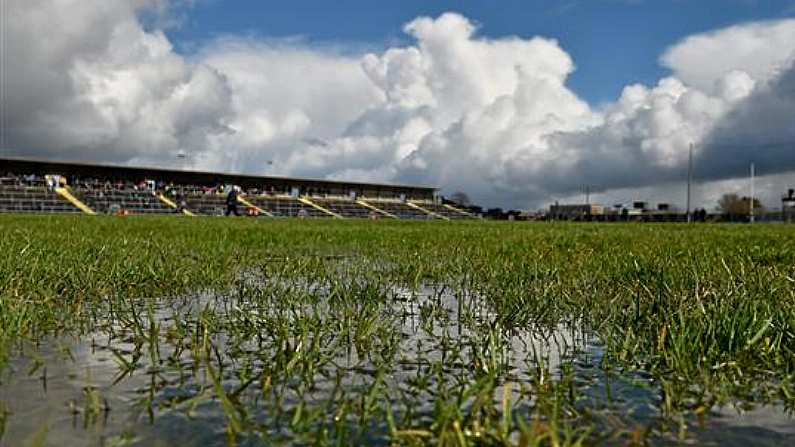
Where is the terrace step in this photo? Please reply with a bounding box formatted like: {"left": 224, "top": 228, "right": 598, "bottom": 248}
{"left": 55, "top": 187, "right": 95, "bottom": 215}
{"left": 157, "top": 193, "right": 196, "bottom": 216}
{"left": 365, "top": 200, "right": 432, "bottom": 219}
{"left": 248, "top": 196, "right": 323, "bottom": 218}
{"left": 298, "top": 197, "right": 343, "bottom": 219}
{"left": 238, "top": 196, "right": 274, "bottom": 217}
{"left": 407, "top": 202, "right": 449, "bottom": 221}
{"left": 356, "top": 200, "right": 398, "bottom": 219}
{"left": 443, "top": 203, "right": 479, "bottom": 218}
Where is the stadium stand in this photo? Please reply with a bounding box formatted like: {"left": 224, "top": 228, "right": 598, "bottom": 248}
{"left": 184, "top": 192, "right": 236, "bottom": 216}
{"left": 185, "top": 193, "right": 331, "bottom": 218}
{"left": 0, "top": 177, "right": 81, "bottom": 214}
{"left": 312, "top": 197, "right": 375, "bottom": 218}
{"left": 365, "top": 199, "right": 438, "bottom": 220}
{"left": 412, "top": 201, "right": 477, "bottom": 220}
{"left": 250, "top": 196, "right": 310, "bottom": 218}
{"left": 355, "top": 199, "right": 398, "bottom": 219}
{"left": 74, "top": 184, "right": 175, "bottom": 215}
{"left": 1, "top": 157, "right": 480, "bottom": 220}
{"left": 297, "top": 197, "right": 341, "bottom": 218}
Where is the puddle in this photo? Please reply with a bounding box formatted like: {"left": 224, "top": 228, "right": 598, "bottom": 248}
{"left": 684, "top": 405, "right": 795, "bottom": 446}
{"left": 1, "top": 278, "right": 793, "bottom": 446}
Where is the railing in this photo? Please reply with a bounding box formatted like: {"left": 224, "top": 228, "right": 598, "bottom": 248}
{"left": 0, "top": 175, "right": 444, "bottom": 219}
{"left": 367, "top": 201, "right": 435, "bottom": 219}
{"left": 416, "top": 202, "right": 473, "bottom": 219}
{"left": 75, "top": 187, "right": 174, "bottom": 214}
{"left": 314, "top": 199, "right": 372, "bottom": 217}
{"left": 0, "top": 184, "right": 80, "bottom": 213}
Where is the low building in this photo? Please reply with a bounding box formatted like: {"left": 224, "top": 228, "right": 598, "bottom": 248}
{"left": 784, "top": 189, "right": 795, "bottom": 223}
{"left": 549, "top": 203, "right": 604, "bottom": 220}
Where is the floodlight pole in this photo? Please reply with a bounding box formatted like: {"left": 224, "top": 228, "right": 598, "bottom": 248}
{"left": 686, "top": 143, "right": 693, "bottom": 223}
{"left": 177, "top": 150, "right": 187, "bottom": 170}
{"left": 750, "top": 162, "right": 755, "bottom": 224}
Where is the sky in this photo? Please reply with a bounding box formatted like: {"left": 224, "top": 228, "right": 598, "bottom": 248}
{"left": 3, "top": 0, "right": 795, "bottom": 210}
{"left": 166, "top": 0, "right": 795, "bottom": 104}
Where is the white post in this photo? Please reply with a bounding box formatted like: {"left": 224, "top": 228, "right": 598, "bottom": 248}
{"left": 686, "top": 143, "right": 693, "bottom": 223}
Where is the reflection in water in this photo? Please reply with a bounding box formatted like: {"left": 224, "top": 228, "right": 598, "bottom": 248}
{"left": 690, "top": 405, "right": 795, "bottom": 447}
{"left": 0, "top": 282, "right": 792, "bottom": 446}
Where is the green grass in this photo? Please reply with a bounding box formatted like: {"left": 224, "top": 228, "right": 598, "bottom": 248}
{"left": 1, "top": 215, "right": 794, "bottom": 445}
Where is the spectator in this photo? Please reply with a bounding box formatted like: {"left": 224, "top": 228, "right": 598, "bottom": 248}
{"left": 175, "top": 190, "right": 187, "bottom": 214}
{"left": 226, "top": 186, "right": 240, "bottom": 216}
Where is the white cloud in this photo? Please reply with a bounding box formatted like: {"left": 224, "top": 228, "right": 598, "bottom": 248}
{"left": 193, "top": 38, "right": 384, "bottom": 174}
{"left": 372, "top": 15, "right": 795, "bottom": 207}
{"left": 660, "top": 19, "right": 795, "bottom": 92}
{"left": 3, "top": 2, "right": 795, "bottom": 209}
{"left": 4, "top": 0, "right": 230, "bottom": 163}
{"left": 349, "top": 13, "right": 598, "bottom": 201}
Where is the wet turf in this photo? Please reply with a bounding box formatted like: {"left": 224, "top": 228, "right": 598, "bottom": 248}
{"left": 0, "top": 216, "right": 793, "bottom": 445}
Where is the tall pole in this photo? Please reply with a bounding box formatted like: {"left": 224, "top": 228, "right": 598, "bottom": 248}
{"left": 1, "top": 0, "right": 6, "bottom": 160}
{"left": 585, "top": 185, "right": 590, "bottom": 205}
{"left": 686, "top": 143, "right": 693, "bottom": 223}
{"left": 177, "top": 150, "right": 187, "bottom": 170}
{"left": 750, "top": 162, "right": 755, "bottom": 224}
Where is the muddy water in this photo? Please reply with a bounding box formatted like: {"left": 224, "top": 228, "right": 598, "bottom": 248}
{"left": 1, "top": 284, "right": 793, "bottom": 446}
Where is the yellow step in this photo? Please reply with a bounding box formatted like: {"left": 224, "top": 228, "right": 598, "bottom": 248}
{"left": 238, "top": 196, "right": 274, "bottom": 217}
{"left": 407, "top": 202, "right": 449, "bottom": 221}
{"left": 54, "top": 187, "right": 95, "bottom": 215}
{"left": 443, "top": 203, "right": 478, "bottom": 218}
{"left": 298, "top": 197, "right": 343, "bottom": 218}
{"left": 157, "top": 193, "right": 196, "bottom": 216}
{"left": 356, "top": 200, "right": 398, "bottom": 219}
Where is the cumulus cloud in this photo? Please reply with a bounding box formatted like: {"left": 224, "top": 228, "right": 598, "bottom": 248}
{"left": 506, "top": 24, "right": 795, "bottom": 206}
{"left": 334, "top": 12, "right": 599, "bottom": 203}
{"left": 2, "top": 1, "right": 794, "bottom": 209}
{"left": 191, "top": 38, "right": 383, "bottom": 174}
{"left": 660, "top": 19, "right": 795, "bottom": 92}
{"left": 362, "top": 15, "right": 795, "bottom": 206}
{"left": 3, "top": 0, "right": 232, "bottom": 163}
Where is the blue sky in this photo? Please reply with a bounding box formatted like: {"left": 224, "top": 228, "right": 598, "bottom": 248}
{"left": 167, "top": 0, "right": 795, "bottom": 104}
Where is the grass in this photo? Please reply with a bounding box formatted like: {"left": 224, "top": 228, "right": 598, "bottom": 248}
{"left": 0, "top": 215, "right": 794, "bottom": 445}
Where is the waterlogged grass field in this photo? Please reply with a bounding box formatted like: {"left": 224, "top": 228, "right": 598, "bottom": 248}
{"left": 1, "top": 216, "right": 794, "bottom": 446}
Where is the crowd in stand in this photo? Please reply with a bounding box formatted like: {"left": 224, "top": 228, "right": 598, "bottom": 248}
{"left": 1, "top": 171, "right": 457, "bottom": 220}
{"left": 1, "top": 173, "right": 45, "bottom": 186}
{"left": 1, "top": 171, "right": 427, "bottom": 203}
